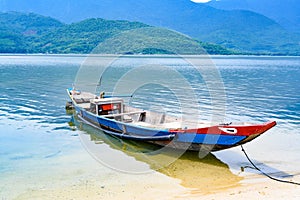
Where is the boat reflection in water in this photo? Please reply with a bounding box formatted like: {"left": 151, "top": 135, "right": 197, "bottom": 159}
{"left": 68, "top": 115, "right": 242, "bottom": 193}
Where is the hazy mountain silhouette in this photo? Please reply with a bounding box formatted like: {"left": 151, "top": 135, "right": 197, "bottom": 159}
{"left": 207, "top": 0, "right": 300, "bottom": 32}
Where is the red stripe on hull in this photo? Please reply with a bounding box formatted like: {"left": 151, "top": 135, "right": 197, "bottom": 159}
{"left": 171, "top": 121, "right": 276, "bottom": 136}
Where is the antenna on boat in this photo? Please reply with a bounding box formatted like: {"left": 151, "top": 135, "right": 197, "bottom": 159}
{"left": 96, "top": 74, "right": 134, "bottom": 98}
{"left": 95, "top": 76, "right": 103, "bottom": 97}
{"left": 72, "top": 83, "right": 76, "bottom": 90}
{"left": 97, "top": 75, "right": 102, "bottom": 87}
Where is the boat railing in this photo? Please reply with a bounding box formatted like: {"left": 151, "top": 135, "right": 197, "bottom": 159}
{"left": 101, "top": 110, "right": 146, "bottom": 118}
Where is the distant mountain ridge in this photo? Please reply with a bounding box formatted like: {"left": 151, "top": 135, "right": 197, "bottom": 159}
{"left": 1, "top": 0, "right": 299, "bottom": 55}
{"left": 0, "top": 12, "right": 234, "bottom": 54}
{"left": 207, "top": 0, "right": 300, "bottom": 32}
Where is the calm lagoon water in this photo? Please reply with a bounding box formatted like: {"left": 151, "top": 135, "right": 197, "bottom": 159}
{"left": 0, "top": 55, "right": 299, "bottom": 198}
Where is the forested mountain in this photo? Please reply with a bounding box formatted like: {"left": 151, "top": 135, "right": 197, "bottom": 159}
{"left": 0, "top": 12, "right": 234, "bottom": 54}
{"left": 0, "top": 0, "right": 299, "bottom": 55}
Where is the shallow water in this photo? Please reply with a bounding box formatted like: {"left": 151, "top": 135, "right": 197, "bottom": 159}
{"left": 0, "top": 55, "right": 299, "bottom": 199}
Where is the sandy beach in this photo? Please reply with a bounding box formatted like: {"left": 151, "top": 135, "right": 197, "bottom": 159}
{"left": 12, "top": 161, "right": 300, "bottom": 200}
{"left": 8, "top": 141, "right": 300, "bottom": 200}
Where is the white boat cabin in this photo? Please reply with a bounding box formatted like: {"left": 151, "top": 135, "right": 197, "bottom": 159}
{"left": 90, "top": 98, "right": 124, "bottom": 116}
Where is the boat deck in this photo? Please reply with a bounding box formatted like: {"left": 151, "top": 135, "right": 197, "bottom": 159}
{"left": 72, "top": 92, "right": 95, "bottom": 104}
{"left": 71, "top": 91, "right": 252, "bottom": 130}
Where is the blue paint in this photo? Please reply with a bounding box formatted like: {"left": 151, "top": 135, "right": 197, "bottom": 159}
{"left": 176, "top": 133, "right": 246, "bottom": 146}
{"left": 78, "top": 105, "right": 245, "bottom": 146}
{"left": 125, "top": 124, "right": 171, "bottom": 137}
{"left": 80, "top": 108, "right": 173, "bottom": 137}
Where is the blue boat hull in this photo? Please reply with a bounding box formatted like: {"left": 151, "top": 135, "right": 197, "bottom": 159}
{"left": 67, "top": 88, "right": 276, "bottom": 151}
{"left": 73, "top": 105, "right": 260, "bottom": 151}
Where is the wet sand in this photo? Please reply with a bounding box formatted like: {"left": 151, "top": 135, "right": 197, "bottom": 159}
{"left": 15, "top": 180, "right": 300, "bottom": 200}
{"left": 12, "top": 154, "right": 300, "bottom": 200}
{"left": 9, "top": 131, "right": 300, "bottom": 200}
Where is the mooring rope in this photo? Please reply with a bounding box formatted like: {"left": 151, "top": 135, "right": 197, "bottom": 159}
{"left": 241, "top": 145, "right": 300, "bottom": 186}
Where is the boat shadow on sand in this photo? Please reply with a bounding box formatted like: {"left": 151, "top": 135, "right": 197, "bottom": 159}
{"left": 68, "top": 115, "right": 243, "bottom": 193}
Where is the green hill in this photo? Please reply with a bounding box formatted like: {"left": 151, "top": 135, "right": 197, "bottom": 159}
{"left": 0, "top": 12, "right": 235, "bottom": 55}
{"left": 34, "top": 18, "right": 150, "bottom": 54}
{"left": 0, "top": 12, "right": 63, "bottom": 53}
{"left": 1, "top": 1, "right": 299, "bottom": 55}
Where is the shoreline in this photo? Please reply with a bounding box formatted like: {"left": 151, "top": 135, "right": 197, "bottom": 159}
{"left": 1, "top": 53, "right": 300, "bottom": 58}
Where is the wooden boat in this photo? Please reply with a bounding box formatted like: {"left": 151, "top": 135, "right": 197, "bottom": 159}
{"left": 66, "top": 88, "right": 276, "bottom": 151}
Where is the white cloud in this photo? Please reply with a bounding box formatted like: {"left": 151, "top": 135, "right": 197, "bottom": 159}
{"left": 191, "top": 0, "right": 212, "bottom": 3}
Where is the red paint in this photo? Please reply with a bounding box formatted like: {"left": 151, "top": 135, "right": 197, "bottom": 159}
{"left": 170, "top": 121, "right": 276, "bottom": 136}
{"left": 101, "top": 104, "right": 120, "bottom": 111}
